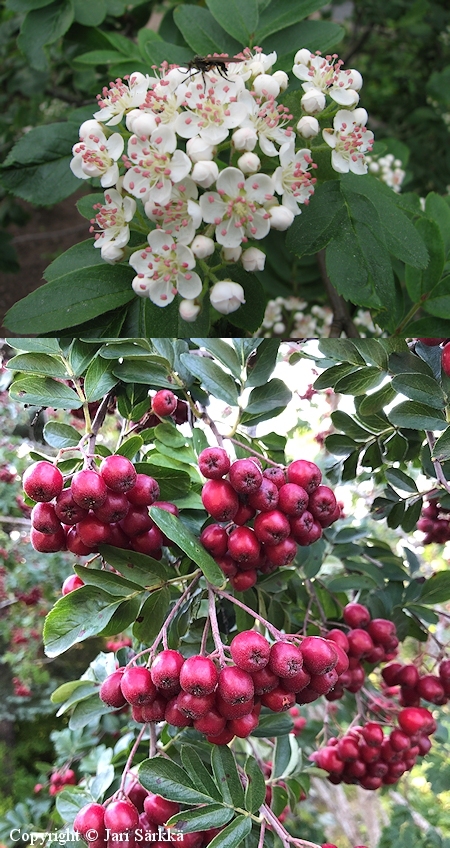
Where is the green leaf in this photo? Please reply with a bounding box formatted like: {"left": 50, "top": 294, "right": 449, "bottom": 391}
{"left": 389, "top": 350, "right": 433, "bottom": 377}
{"left": 405, "top": 218, "right": 445, "bottom": 303}
{"left": 244, "top": 757, "right": 266, "bottom": 814}
{"left": 173, "top": 6, "right": 242, "bottom": 55}
{"left": 7, "top": 352, "right": 68, "bottom": 379}
{"left": 69, "top": 340, "right": 98, "bottom": 376}
{"left": 431, "top": 426, "right": 450, "bottom": 462}
{"left": 331, "top": 410, "right": 373, "bottom": 440}
{"left": 72, "top": 0, "right": 107, "bottom": 25}
{"left": 150, "top": 508, "right": 224, "bottom": 586}
{"left": 241, "top": 379, "right": 292, "bottom": 425}
{"left": 17, "top": 0, "right": 74, "bottom": 71}
{"left": 51, "top": 680, "right": 97, "bottom": 705}
{"left": 387, "top": 401, "right": 447, "bottom": 431}
{"left": 327, "top": 574, "right": 377, "bottom": 591}
{"left": 168, "top": 805, "right": 234, "bottom": 834}
{"left": 5, "top": 242, "right": 135, "bottom": 335}
{"left": 10, "top": 375, "right": 83, "bottom": 409}
{"left": 132, "top": 587, "right": 170, "bottom": 643}
{"left": 324, "top": 434, "right": 358, "bottom": 457}
{"left": 112, "top": 359, "right": 174, "bottom": 389}
{"left": 116, "top": 436, "right": 144, "bottom": 460}
{"left": 211, "top": 746, "right": 245, "bottom": 809}
{"left": 69, "top": 696, "right": 113, "bottom": 730}
{"left": 205, "top": 0, "right": 258, "bottom": 44}
{"left": 75, "top": 49, "right": 126, "bottom": 64}
{"left": 223, "top": 267, "right": 266, "bottom": 334}
{"left": 206, "top": 815, "right": 252, "bottom": 848}
{"left": 425, "top": 192, "right": 450, "bottom": 255}
{"left": 180, "top": 353, "right": 240, "bottom": 406}
{"left": 313, "top": 363, "right": 359, "bottom": 389}
{"left": 245, "top": 339, "right": 280, "bottom": 388}
{"left": 43, "top": 587, "right": 123, "bottom": 657}
{"left": 154, "top": 423, "right": 187, "bottom": 449}
{"left": 256, "top": 0, "right": 327, "bottom": 40}
{"left": 326, "top": 223, "right": 383, "bottom": 311}
{"left": 44, "top": 422, "right": 81, "bottom": 449}
{"left": 134, "top": 463, "right": 191, "bottom": 501}
{"left": 0, "top": 122, "right": 79, "bottom": 205}
{"left": 99, "top": 544, "right": 170, "bottom": 584}
{"left": 73, "top": 565, "right": 144, "bottom": 597}
{"left": 385, "top": 468, "right": 418, "bottom": 494}
{"left": 192, "top": 340, "right": 241, "bottom": 380}
{"left": 352, "top": 339, "right": 389, "bottom": 370}
{"left": 181, "top": 746, "right": 222, "bottom": 802}
{"left": 139, "top": 758, "right": 216, "bottom": 805}
{"left": 391, "top": 373, "right": 446, "bottom": 409}
{"left": 55, "top": 789, "right": 96, "bottom": 823}
{"left": 419, "top": 571, "right": 450, "bottom": 605}
{"left": 286, "top": 181, "right": 345, "bottom": 257}
{"left": 252, "top": 712, "right": 294, "bottom": 737}
{"left": 273, "top": 734, "right": 298, "bottom": 779}
{"left": 7, "top": 338, "right": 63, "bottom": 355}
{"left": 318, "top": 340, "right": 365, "bottom": 365}
{"left": 358, "top": 383, "right": 397, "bottom": 415}
{"left": 334, "top": 367, "right": 385, "bottom": 395}
{"left": 84, "top": 356, "right": 119, "bottom": 402}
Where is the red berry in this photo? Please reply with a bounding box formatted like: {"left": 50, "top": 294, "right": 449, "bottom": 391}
{"left": 61, "top": 574, "right": 84, "bottom": 595}
{"left": 100, "top": 670, "right": 127, "bottom": 708}
{"left": 279, "top": 667, "right": 310, "bottom": 693}
{"left": 176, "top": 691, "right": 216, "bottom": 719}
{"left": 289, "top": 510, "right": 314, "bottom": 543}
{"left": 104, "top": 800, "right": 139, "bottom": 833}
{"left": 217, "top": 666, "right": 254, "bottom": 704}
{"left": 337, "top": 737, "right": 359, "bottom": 761}
{"left": 130, "top": 525, "right": 163, "bottom": 555}
{"left": 269, "top": 641, "right": 303, "bottom": 677}
{"left": 263, "top": 466, "right": 286, "bottom": 488}
{"left": 228, "top": 459, "right": 263, "bottom": 494}
{"left": 65, "top": 525, "right": 94, "bottom": 555}
{"left": 164, "top": 697, "right": 193, "bottom": 728}
{"left": 254, "top": 510, "right": 291, "bottom": 545}
{"left": 300, "top": 637, "right": 338, "bottom": 675}
{"left": 179, "top": 655, "right": 218, "bottom": 696}
{"left": 416, "top": 674, "right": 446, "bottom": 704}
{"left": 194, "top": 707, "right": 227, "bottom": 736}
{"left": 200, "top": 524, "right": 228, "bottom": 557}
{"left": 278, "top": 483, "right": 309, "bottom": 516}
{"left": 361, "top": 722, "right": 384, "bottom": 747}
{"left": 119, "top": 507, "right": 153, "bottom": 537}
{"left": 308, "top": 668, "right": 339, "bottom": 694}
{"left": 151, "top": 650, "right": 184, "bottom": 690}
{"left": 261, "top": 687, "right": 295, "bottom": 712}
{"left": 308, "top": 485, "right": 337, "bottom": 521}
{"left": 93, "top": 490, "right": 130, "bottom": 524}
{"left": 347, "top": 629, "right": 374, "bottom": 658}
{"left": 230, "top": 631, "right": 270, "bottom": 672}
{"left": 265, "top": 536, "right": 297, "bottom": 566}
{"left": 230, "top": 570, "right": 257, "bottom": 591}
{"left": 232, "top": 501, "right": 257, "bottom": 525}
{"left": 286, "top": 460, "right": 321, "bottom": 494}
{"left": 206, "top": 727, "right": 235, "bottom": 745}
{"left": 23, "top": 461, "right": 63, "bottom": 502}
{"left": 227, "top": 526, "right": 260, "bottom": 565}
{"left": 127, "top": 474, "right": 160, "bottom": 506}
{"left": 31, "top": 502, "right": 62, "bottom": 535}
{"left": 327, "top": 628, "right": 349, "bottom": 653}
{"left": 120, "top": 667, "right": 156, "bottom": 705}
{"left": 77, "top": 516, "right": 110, "bottom": 547}
{"left": 343, "top": 602, "right": 371, "bottom": 629}
{"left": 227, "top": 709, "right": 259, "bottom": 737}
{"left": 54, "top": 488, "right": 88, "bottom": 524}
{"left": 215, "top": 693, "right": 254, "bottom": 719}
{"left": 251, "top": 666, "right": 280, "bottom": 695}
{"left": 71, "top": 469, "right": 107, "bottom": 510}
{"left": 201, "top": 479, "right": 239, "bottom": 522}
{"left": 248, "top": 477, "right": 279, "bottom": 511}
{"left": 367, "top": 618, "right": 396, "bottom": 646}
{"left": 198, "top": 447, "right": 230, "bottom": 479}
{"left": 397, "top": 664, "right": 420, "bottom": 688}
{"left": 100, "top": 454, "right": 137, "bottom": 493}
{"left": 30, "top": 526, "right": 66, "bottom": 552}
{"left": 74, "top": 803, "right": 106, "bottom": 841}
{"left": 398, "top": 707, "right": 435, "bottom": 736}
{"left": 143, "top": 794, "right": 179, "bottom": 826}
{"left": 151, "top": 390, "right": 177, "bottom": 417}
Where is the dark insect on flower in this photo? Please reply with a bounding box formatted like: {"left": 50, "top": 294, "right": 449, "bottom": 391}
{"left": 184, "top": 54, "right": 244, "bottom": 84}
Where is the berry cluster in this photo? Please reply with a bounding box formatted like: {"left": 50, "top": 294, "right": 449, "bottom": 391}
{"left": 199, "top": 449, "right": 340, "bottom": 590}
{"left": 311, "top": 707, "right": 436, "bottom": 790}
{"left": 382, "top": 658, "right": 450, "bottom": 707}
{"left": 48, "top": 768, "right": 77, "bottom": 796}
{"left": 324, "top": 602, "right": 399, "bottom": 702}
{"left": 417, "top": 498, "right": 450, "bottom": 545}
{"left": 99, "top": 631, "right": 346, "bottom": 743}
{"left": 24, "top": 456, "right": 178, "bottom": 559}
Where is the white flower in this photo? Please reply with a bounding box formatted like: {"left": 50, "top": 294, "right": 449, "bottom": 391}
{"left": 199, "top": 166, "right": 275, "bottom": 247}
{"left": 190, "top": 235, "right": 215, "bottom": 258}
{"left": 175, "top": 75, "right": 251, "bottom": 146}
{"left": 253, "top": 74, "right": 280, "bottom": 99}
{"left": 238, "top": 95, "right": 294, "bottom": 156}
{"left": 179, "top": 299, "right": 201, "bottom": 322}
{"left": 127, "top": 112, "right": 158, "bottom": 138}
{"left": 273, "top": 143, "right": 316, "bottom": 214}
{"left": 241, "top": 247, "right": 265, "bottom": 271}
{"left": 186, "top": 136, "right": 215, "bottom": 162}
{"left": 94, "top": 73, "right": 149, "bottom": 126}
{"left": 297, "top": 116, "right": 319, "bottom": 138}
{"left": 129, "top": 230, "right": 202, "bottom": 306}
{"left": 323, "top": 109, "right": 374, "bottom": 174}
{"left": 70, "top": 127, "right": 124, "bottom": 188}
{"left": 222, "top": 246, "right": 242, "bottom": 262}
{"left": 293, "top": 51, "right": 363, "bottom": 107}
{"left": 79, "top": 120, "right": 105, "bottom": 139}
{"left": 144, "top": 178, "right": 201, "bottom": 245}
{"left": 272, "top": 71, "right": 289, "bottom": 92}
{"left": 191, "top": 160, "right": 219, "bottom": 188}
{"left": 301, "top": 88, "right": 326, "bottom": 114}
{"left": 90, "top": 188, "right": 136, "bottom": 260}
{"left": 232, "top": 127, "right": 258, "bottom": 151}
{"left": 210, "top": 281, "right": 245, "bottom": 314}
{"left": 237, "top": 152, "right": 261, "bottom": 174}
{"left": 123, "top": 125, "right": 191, "bottom": 204}
{"left": 268, "top": 205, "right": 295, "bottom": 231}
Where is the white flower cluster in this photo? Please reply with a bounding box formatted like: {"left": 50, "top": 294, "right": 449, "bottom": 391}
{"left": 367, "top": 152, "right": 406, "bottom": 193}
{"left": 256, "top": 296, "right": 381, "bottom": 337}
{"left": 70, "top": 48, "right": 372, "bottom": 320}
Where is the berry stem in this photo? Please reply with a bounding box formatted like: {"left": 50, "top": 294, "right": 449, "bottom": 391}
{"left": 261, "top": 804, "right": 322, "bottom": 848}
{"left": 225, "top": 437, "right": 283, "bottom": 468}
{"left": 213, "top": 586, "right": 283, "bottom": 640}
{"left": 202, "top": 412, "right": 225, "bottom": 447}
{"left": 200, "top": 615, "right": 210, "bottom": 655}
{"left": 149, "top": 721, "right": 157, "bottom": 758}
{"left": 426, "top": 432, "right": 450, "bottom": 495}
{"left": 208, "top": 586, "right": 227, "bottom": 667}
{"left": 118, "top": 724, "right": 148, "bottom": 795}
{"left": 257, "top": 820, "right": 266, "bottom": 848}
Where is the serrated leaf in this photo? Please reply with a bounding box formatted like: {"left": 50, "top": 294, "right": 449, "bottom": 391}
{"left": 318, "top": 340, "right": 365, "bottom": 365}
{"left": 432, "top": 426, "right": 450, "bottom": 462}
{"left": 419, "top": 571, "right": 450, "bottom": 605}
{"left": 387, "top": 401, "right": 447, "bottom": 431}
{"left": 207, "top": 816, "right": 252, "bottom": 848}
{"left": 252, "top": 712, "right": 293, "bottom": 737}
{"left": 180, "top": 353, "right": 240, "bottom": 407}
{"left": 244, "top": 757, "right": 266, "bottom": 813}
{"left": 133, "top": 587, "right": 170, "bottom": 643}
{"left": 245, "top": 339, "right": 280, "bottom": 387}
{"left": 43, "top": 587, "right": 123, "bottom": 657}
{"left": 150, "top": 507, "right": 224, "bottom": 586}
{"left": 181, "top": 746, "right": 222, "bottom": 801}
{"left": 173, "top": 6, "right": 241, "bottom": 56}
{"left": 391, "top": 373, "right": 446, "bottom": 409}
{"left": 205, "top": 0, "right": 258, "bottom": 44}
{"left": 167, "top": 805, "right": 233, "bottom": 834}
{"left": 44, "top": 421, "right": 81, "bottom": 449}
{"left": 241, "top": 378, "right": 292, "bottom": 425}
{"left": 385, "top": 468, "right": 418, "bottom": 494}
{"left": 273, "top": 734, "right": 299, "bottom": 779}
{"left": 73, "top": 565, "right": 145, "bottom": 596}
{"left": 99, "top": 544, "right": 170, "bottom": 584}
{"left": 139, "top": 757, "right": 216, "bottom": 805}
{"left": 334, "top": 367, "right": 385, "bottom": 395}
{"left": 7, "top": 352, "right": 68, "bottom": 379}
{"left": 358, "top": 383, "right": 397, "bottom": 415}
{"left": 112, "top": 359, "right": 174, "bottom": 389}
{"left": 211, "top": 746, "right": 245, "bottom": 809}
{"left": 84, "top": 356, "right": 118, "bottom": 402}
{"left": 10, "top": 375, "right": 83, "bottom": 409}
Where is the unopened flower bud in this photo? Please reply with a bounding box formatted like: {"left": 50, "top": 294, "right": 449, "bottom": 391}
{"left": 348, "top": 69, "right": 363, "bottom": 91}
{"left": 179, "top": 299, "right": 201, "bottom": 322}
{"left": 352, "top": 107, "right": 369, "bottom": 126}
{"left": 232, "top": 127, "right": 257, "bottom": 151}
{"left": 79, "top": 119, "right": 104, "bottom": 139}
{"left": 222, "top": 246, "right": 242, "bottom": 262}
{"left": 343, "top": 89, "right": 360, "bottom": 107}
{"left": 294, "top": 48, "right": 312, "bottom": 66}
{"left": 301, "top": 88, "right": 326, "bottom": 114}
{"left": 272, "top": 70, "right": 289, "bottom": 91}
{"left": 210, "top": 281, "right": 245, "bottom": 314}
{"left": 130, "top": 113, "right": 157, "bottom": 137}
{"left": 191, "top": 161, "right": 219, "bottom": 188}
{"left": 253, "top": 73, "right": 280, "bottom": 98}
{"left": 100, "top": 243, "right": 125, "bottom": 264}
{"left": 126, "top": 109, "right": 143, "bottom": 132}
{"left": 269, "top": 205, "right": 295, "bottom": 231}
{"left": 132, "top": 277, "right": 151, "bottom": 297}
{"left": 237, "top": 152, "right": 261, "bottom": 174}
{"left": 297, "top": 116, "right": 319, "bottom": 138}
{"left": 186, "top": 136, "right": 214, "bottom": 162}
{"left": 190, "top": 235, "right": 215, "bottom": 258}
{"left": 241, "top": 247, "right": 266, "bottom": 271}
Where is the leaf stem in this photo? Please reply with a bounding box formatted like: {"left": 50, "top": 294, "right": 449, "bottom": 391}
{"left": 225, "top": 437, "right": 283, "bottom": 468}
{"left": 426, "top": 431, "right": 450, "bottom": 495}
